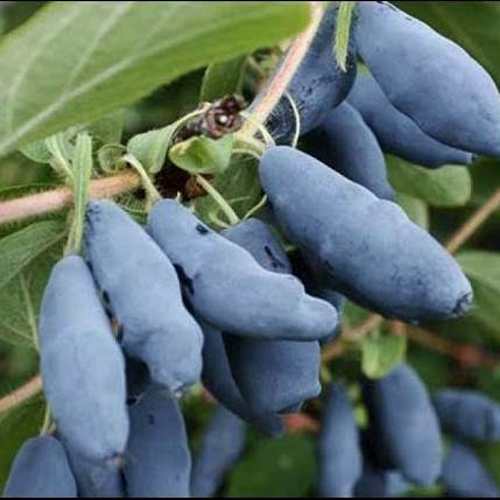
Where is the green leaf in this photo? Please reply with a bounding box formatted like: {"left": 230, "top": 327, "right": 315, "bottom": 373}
{"left": 86, "top": 110, "right": 125, "bottom": 147}
{"left": 194, "top": 154, "right": 262, "bottom": 225}
{"left": 334, "top": 2, "right": 356, "bottom": 71}
{"left": 0, "top": 232, "right": 64, "bottom": 347}
{"left": 0, "top": 220, "right": 66, "bottom": 291}
{"left": 386, "top": 155, "right": 472, "bottom": 207}
{"left": 200, "top": 56, "right": 247, "bottom": 102}
{"left": 0, "top": 1, "right": 310, "bottom": 158}
{"left": 126, "top": 124, "right": 177, "bottom": 174}
{"left": 169, "top": 134, "right": 234, "bottom": 175}
{"left": 456, "top": 251, "right": 500, "bottom": 338}
{"left": 361, "top": 330, "right": 407, "bottom": 379}
{"left": 395, "top": 192, "right": 429, "bottom": 229}
{"left": 226, "top": 435, "right": 316, "bottom": 497}
{"left": 0, "top": 397, "right": 45, "bottom": 493}
{"left": 18, "top": 140, "right": 51, "bottom": 164}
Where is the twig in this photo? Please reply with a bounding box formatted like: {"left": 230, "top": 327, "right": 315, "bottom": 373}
{"left": 239, "top": 1, "right": 326, "bottom": 137}
{"left": 0, "top": 375, "right": 42, "bottom": 415}
{"left": 445, "top": 187, "right": 500, "bottom": 253}
{"left": 0, "top": 171, "right": 140, "bottom": 226}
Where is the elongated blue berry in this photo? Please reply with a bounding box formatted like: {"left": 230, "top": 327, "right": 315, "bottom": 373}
{"left": 148, "top": 199, "right": 338, "bottom": 341}
{"left": 259, "top": 146, "right": 473, "bottom": 322}
{"left": 303, "top": 102, "right": 395, "bottom": 200}
{"left": 190, "top": 406, "right": 247, "bottom": 497}
{"left": 39, "top": 255, "right": 129, "bottom": 462}
{"left": 317, "top": 383, "right": 363, "bottom": 497}
{"left": 268, "top": 4, "right": 356, "bottom": 144}
{"left": 222, "top": 219, "right": 322, "bottom": 415}
{"left": 85, "top": 200, "right": 203, "bottom": 394}
{"left": 442, "top": 442, "right": 498, "bottom": 497}
{"left": 354, "top": 2, "right": 500, "bottom": 157}
{"left": 433, "top": 389, "right": 500, "bottom": 442}
{"left": 347, "top": 73, "right": 473, "bottom": 168}
{"left": 4, "top": 436, "right": 77, "bottom": 498}
{"left": 362, "top": 363, "right": 442, "bottom": 485}
{"left": 123, "top": 387, "right": 191, "bottom": 497}
{"left": 200, "top": 318, "right": 285, "bottom": 437}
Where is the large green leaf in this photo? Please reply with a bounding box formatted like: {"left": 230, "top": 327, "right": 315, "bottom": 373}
{"left": 0, "top": 241, "right": 63, "bottom": 347}
{"left": 226, "top": 435, "right": 316, "bottom": 497}
{"left": 395, "top": 2, "right": 500, "bottom": 84}
{"left": 0, "top": 1, "right": 310, "bottom": 158}
{"left": 386, "top": 155, "right": 472, "bottom": 207}
{"left": 0, "top": 220, "right": 66, "bottom": 291}
{"left": 456, "top": 250, "right": 500, "bottom": 338}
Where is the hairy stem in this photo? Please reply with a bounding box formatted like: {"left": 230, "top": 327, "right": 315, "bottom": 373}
{"left": 0, "top": 375, "right": 42, "bottom": 415}
{"left": 0, "top": 171, "right": 140, "bottom": 226}
{"left": 239, "top": 1, "right": 326, "bottom": 137}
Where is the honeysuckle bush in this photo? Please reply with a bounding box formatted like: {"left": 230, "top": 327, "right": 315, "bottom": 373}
{"left": 1, "top": 1, "right": 500, "bottom": 496}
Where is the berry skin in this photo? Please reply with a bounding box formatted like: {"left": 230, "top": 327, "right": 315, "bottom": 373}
{"left": 147, "top": 199, "right": 338, "bottom": 341}
{"left": 347, "top": 72, "right": 473, "bottom": 168}
{"left": 3, "top": 436, "right": 77, "bottom": 498}
{"left": 354, "top": 462, "right": 410, "bottom": 498}
{"left": 353, "top": 2, "right": 500, "bottom": 157}
{"left": 222, "top": 218, "right": 322, "bottom": 415}
{"left": 85, "top": 200, "right": 203, "bottom": 394}
{"left": 317, "top": 383, "right": 363, "bottom": 497}
{"left": 303, "top": 101, "right": 395, "bottom": 200}
{"left": 190, "top": 406, "right": 247, "bottom": 497}
{"left": 433, "top": 389, "right": 500, "bottom": 442}
{"left": 123, "top": 387, "right": 191, "bottom": 497}
{"left": 200, "top": 317, "right": 285, "bottom": 437}
{"left": 259, "top": 146, "right": 473, "bottom": 322}
{"left": 362, "top": 363, "right": 443, "bottom": 486}
{"left": 267, "top": 4, "right": 357, "bottom": 144}
{"left": 442, "top": 442, "right": 499, "bottom": 497}
{"left": 38, "top": 255, "right": 129, "bottom": 463}
{"left": 63, "top": 440, "right": 125, "bottom": 498}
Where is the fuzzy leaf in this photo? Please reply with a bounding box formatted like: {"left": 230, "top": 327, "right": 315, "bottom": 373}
{"left": 361, "top": 331, "right": 407, "bottom": 379}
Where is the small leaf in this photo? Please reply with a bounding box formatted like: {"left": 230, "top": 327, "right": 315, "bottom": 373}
{"left": 18, "top": 140, "right": 51, "bottom": 164}
{"left": 395, "top": 192, "right": 429, "bottom": 229}
{"left": 200, "top": 56, "right": 247, "bottom": 102}
{"left": 456, "top": 251, "right": 500, "bottom": 338}
{"left": 169, "top": 134, "right": 234, "bottom": 175}
{"left": 361, "top": 330, "right": 407, "bottom": 379}
{"left": 386, "top": 155, "right": 472, "bottom": 207}
{"left": 97, "top": 143, "right": 127, "bottom": 173}
{"left": 0, "top": 397, "right": 46, "bottom": 493}
{"left": 0, "top": 220, "right": 66, "bottom": 291}
{"left": 126, "top": 124, "right": 177, "bottom": 174}
{"left": 0, "top": 2, "right": 310, "bottom": 157}
{"left": 194, "top": 154, "right": 262, "bottom": 225}
{"left": 334, "top": 2, "right": 356, "bottom": 71}
{"left": 226, "top": 435, "right": 316, "bottom": 497}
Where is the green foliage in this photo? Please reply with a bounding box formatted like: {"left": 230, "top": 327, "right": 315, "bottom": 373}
{"left": 226, "top": 435, "right": 316, "bottom": 497}
{"left": 0, "top": 397, "right": 45, "bottom": 492}
{"left": 169, "top": 135, "right": 234, "bottom": 175}
{"left": 0, "top": 1, "right": 310, "bottom": 157}
{"left": 387, "top": 155, "right": 472, "bottom": 207}
{"left": 200, "top": 56, "right": 247, "bottom": 102}
{"left": 361, "top": 329, "right": 407, "bottom": 379}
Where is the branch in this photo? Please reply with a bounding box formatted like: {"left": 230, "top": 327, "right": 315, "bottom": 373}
{"left": 0, "top": 171, "right": 140, "bottom": 226}
{"left": 239, "top": 1, "right": 326, "bottom": 137}
{"left": 445, "top": 187, "right": 500, "bottom": 253}
{"left": 0, "top": 375, "right": 42, "bottom": 414}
